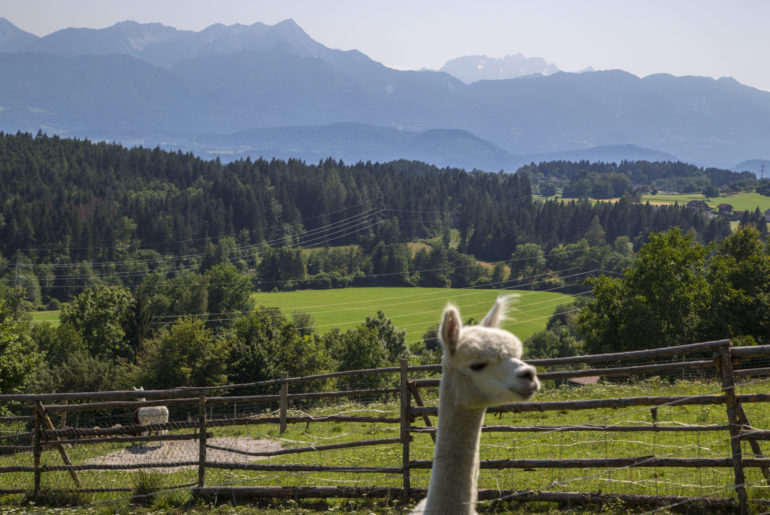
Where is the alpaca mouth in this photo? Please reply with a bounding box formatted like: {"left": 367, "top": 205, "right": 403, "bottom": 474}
{"left": 510, "top": 385, "right": 538, "bottom": 399}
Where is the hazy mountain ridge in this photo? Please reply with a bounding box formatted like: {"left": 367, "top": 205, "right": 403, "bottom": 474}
{"left": 15, "top": 19, "right": 320, "bottom": 67}
{"left": 0, "top": 17, "right": 38, "bottom": 52}
{"left": 440, "top": 53, "right": 559, "bottom": 83}
{"left": 734, "top": 159, "right": 770, "bottom": 177}
{"left": 0, "top": 17, "right": 768, "bottom": 170}
{"left": 520, "top": 144, "right": 677, "bottom": 165}
{"left": 165, "top": 123, "right": 678, "bottom": 170}
{"left": 198, "top": 123, "right": 518, "bottom": 169}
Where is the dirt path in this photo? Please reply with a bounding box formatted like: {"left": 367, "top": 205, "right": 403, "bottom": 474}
{"left": 86, "top": 436, "right": 284, "bottom": 473}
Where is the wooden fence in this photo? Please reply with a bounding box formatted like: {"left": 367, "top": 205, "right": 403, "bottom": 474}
{"left": 1, "top": 338, "right": 770, "bottom": 513}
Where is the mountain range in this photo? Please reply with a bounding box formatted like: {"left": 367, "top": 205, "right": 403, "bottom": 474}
{"left": 0, "top": 17, "right": 768, "bottom": 171}
{"left": 439, "top": 54, "right": 559, "bottom": 83}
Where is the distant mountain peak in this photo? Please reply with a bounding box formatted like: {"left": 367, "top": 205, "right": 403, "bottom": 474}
{"left": 112, "top": 20, "right": 141, "bottom": 27}
{"left": 273, "top": 18, "right": 302, "bottom": 29}
{"left": 0, "top": 17, "right": 39, "bottom": 52}
{"left": 13, "top": 18, "right": 328, "bottom": 68}
{"left": 440, "top": 53, "right": 559, "bottom": 83}
{"left": 17, "top": 19, "right": 182, "bottom": 57}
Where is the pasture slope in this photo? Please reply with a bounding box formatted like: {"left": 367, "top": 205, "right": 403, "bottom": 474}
{"left": 30, "top": 287, "right": 571, "bottom": 342}
{"left": 251, "top": 287, "right": 571, "bottom": 344}
{"left": 641, "top": 191, "right": 770, "bottom": 212}
{"left": 534, "top": 191, "right": 770, "bottom": 213}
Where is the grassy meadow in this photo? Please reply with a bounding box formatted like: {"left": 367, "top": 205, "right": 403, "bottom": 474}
{"left": 535, "top": 190, "right": 770, "bottom": 214}
{"left": 30, "top": 310, "right": 60, "bottom": 326}
{"left": 641, "top": 191, "right": 770, "bottom": 212}
{"left": 31, "top": 288, "right": 571, "bottom": 345}
{"left": 3, "top": 377, "right": 769, "bottom": 512}
{"left": 250, "top": 287, "right": 571, "bottom": 346}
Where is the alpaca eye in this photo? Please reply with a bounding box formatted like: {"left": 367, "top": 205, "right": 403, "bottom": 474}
{"left": 469, "top": 363, "right": 487, "bottom": 372}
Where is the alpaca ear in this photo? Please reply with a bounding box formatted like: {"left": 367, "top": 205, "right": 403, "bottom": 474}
{"left": 439, "top": 304, "right": 462, "bottom": 355}
{"left": 480, "top": 295, "right": 518, "bottom": 328}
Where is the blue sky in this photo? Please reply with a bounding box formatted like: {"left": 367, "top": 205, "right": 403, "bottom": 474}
{"left": 5, "top": 0, "right": 770, "bottom": 91}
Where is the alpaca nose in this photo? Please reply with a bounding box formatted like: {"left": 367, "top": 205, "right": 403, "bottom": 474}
{"left": 518, "top": 366, "right": 536, "bottom": 382}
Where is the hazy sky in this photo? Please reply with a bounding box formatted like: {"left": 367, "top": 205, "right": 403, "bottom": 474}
{"left": 4, "top": 0, "right": 770, "bottom": 91}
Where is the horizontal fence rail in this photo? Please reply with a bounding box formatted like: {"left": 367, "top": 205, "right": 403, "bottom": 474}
{"left": 2, "top": 339, "right": 770, "bottom": 513}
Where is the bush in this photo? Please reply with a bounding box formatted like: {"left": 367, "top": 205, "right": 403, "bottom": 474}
{"left": 228, "top": 307, "right": 333, "bottom": 391}
{"left": 134, "top": 318, "right": 229, "bottom": 389}
{"left": 60, "top": 285, "right": 134, "bottom": 360}
{"left": 32, "top": 350, "right": 135, "bottom": 393}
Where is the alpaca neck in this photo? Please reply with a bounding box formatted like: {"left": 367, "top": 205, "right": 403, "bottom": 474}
{"left": 423, "top": 371, "right": 486, "bottom": 514}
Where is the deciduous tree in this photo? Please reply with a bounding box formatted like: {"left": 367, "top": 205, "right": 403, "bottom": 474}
{"left": 0, "top": 300, "right": 42, "bottom": 395}
{"left": 579, "top": 228, "right": 711, "bottom": 354}
{"left": 60, "top": 285, "right": 134, "bottom": 361}
{"left": 135, "top": 318, "right": 229, "bottom": 389}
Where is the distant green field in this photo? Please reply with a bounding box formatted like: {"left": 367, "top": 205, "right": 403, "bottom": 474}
{"left": 535, "top": 191, "right": 770, "bottom": 214}
{"left": 251, "top": 287, "right": 572, "bottom": 346}
{"left": 31, "top": 288, "right": 572, "bottom": 343}
{"left": 640, "top": 192, "right": 703, "bottom": 205}
{"left": 712, "top": 192, "right": 770, "bottom": 212}
{"left": 31, "top": 310, "right": 60, "bottom": 326}
{"left": 642, "top": 191, "right": 770, "bottom": 213}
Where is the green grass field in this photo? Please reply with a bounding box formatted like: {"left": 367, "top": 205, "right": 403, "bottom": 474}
{"left": 535, "top": 191, "right": 770, "bottom": 214}
{"left": 712, "top": 192, "right": 770, "bottom": 212}
{"left": 642, "top": 191, "right": 770, "bottom": 212}
{"left": 30, "top": 310, "right": 60, "bottom": 326}
{"left": 2, "top": 378, "right": 767, "bottom": 512}
{"left": 640, "top": 192, "right": 703, "bottom": 205}
{"left": 251, "top": 287, "right": 571, "bottom": 346}
{"left": 31, "top": 288, "right": 571, "bottom": 344}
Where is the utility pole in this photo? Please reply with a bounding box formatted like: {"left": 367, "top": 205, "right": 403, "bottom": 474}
{"left": 15, "top": 257, "right": 25, "bottom": 287}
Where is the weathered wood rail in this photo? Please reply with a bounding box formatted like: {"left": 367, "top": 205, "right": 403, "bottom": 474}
{"left": 1, "top": 338, "right": 770, "bottom": 513}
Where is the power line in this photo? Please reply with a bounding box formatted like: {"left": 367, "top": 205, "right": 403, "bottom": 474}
{"left": 14, "top": 201, "right": 382, "bottom": 255}
{"left": 30, "top": 232, "right": 603, "bottom": 288}
{"left": 34, "top": 208, "right": 385, "bottom": 270}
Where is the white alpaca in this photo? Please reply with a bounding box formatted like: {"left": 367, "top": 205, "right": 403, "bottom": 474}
{"left": 412, "top": 296, "right": 540, "bottom": 514}
{"left": 132, "top": 386, "right": 169, "bottom": 436}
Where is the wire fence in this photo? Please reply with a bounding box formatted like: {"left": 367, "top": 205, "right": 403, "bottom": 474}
{"left": 2, "top": 339, "right": 770, "bottom": 513}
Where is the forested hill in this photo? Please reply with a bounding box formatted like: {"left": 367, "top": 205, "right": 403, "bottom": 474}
{"left": 0, "top": 132, "right": 729, "bottom": 267}
{"left": 0, "top": 132, "right": 531, "bottom": 262}
{"left": 520, "top": 160, "right": 756, "bottom": 198}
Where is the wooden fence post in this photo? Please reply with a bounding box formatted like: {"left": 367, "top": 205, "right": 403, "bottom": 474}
{"left": 280, "top": 372, "right": 288, "bottom": 434}
{"left": 60, "top": 400, "right": 67, "bottom": 429}
{"left": 33, "top": 400, "right": 42, "bottom": 498}
{"left": 198, "top": 393, "right": 207, "bottom": 488}
{"left": 400, "top": 358, "right": 411, "bottom": 505}
{"left": 409, "top": 383, "right": 436, "bottom": 443}
{"left": 39, "top": 405, "right": 82, "bottom": 488}
{"left": 737, "top": 404, "right": 770, "bottom": 480}
{"left": 719, "top": 342, "right": 749, "bottom": 514}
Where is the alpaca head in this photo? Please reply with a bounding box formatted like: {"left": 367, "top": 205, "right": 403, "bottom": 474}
{"left": 133, "top": 386, "right": 146, "bottom": 402}
{"left": 439, "top": 296, "right": 540, "bottom": 409}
